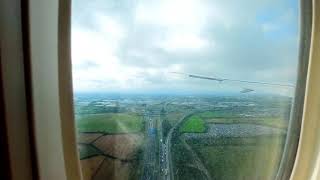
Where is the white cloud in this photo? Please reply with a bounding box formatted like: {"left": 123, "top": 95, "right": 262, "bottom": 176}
{"left": 95, "top": 14, "right": 127, "bottom": 40}
{"left": 159, "top": 32, "right": 210, "bottom": 52}
{"left": 71, "top": 22, "right": 188, "bottom": 92}
{"left": 135, "top": 0, "right": 209, "bottom": 28}
{"left": 71, "top": 20, "right": 136, "bottom": 90}
{"left": 71, "top": 0, "right": 299, "bottom": 96}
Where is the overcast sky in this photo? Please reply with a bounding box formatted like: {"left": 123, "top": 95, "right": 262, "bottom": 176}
{"left": 71, "top": 0, "right": 299, "bottom": 96}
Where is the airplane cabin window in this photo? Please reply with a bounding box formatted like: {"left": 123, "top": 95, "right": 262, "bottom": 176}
{"left": 71, "top": 0, "right": 305, "bottom": 180}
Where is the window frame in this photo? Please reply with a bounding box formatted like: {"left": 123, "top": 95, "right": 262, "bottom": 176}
{"left": 19, "top": 0, "right": 320, "bottom": 179}
{"left": 290, "top": 0, "right": 320, "bottom": 179}
{"left": 276, "top": 0, "right": 313, "bottom": 179}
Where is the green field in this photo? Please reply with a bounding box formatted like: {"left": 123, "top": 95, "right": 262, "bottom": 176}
{"left": 191, "top": 136, "right": 285, "bottom": 180}
{"left": 179, "top": 115, "right": 206, "bottom": 133}
{"left": 205, "top": 117, "right": 288, "bottom": 129}
{"left": 172, "top": 137, "right": 206, "bottom": 180}
{"left": 76, "top": 113, "right": 143, "bottom": 133}
{"left": 199, "top": 111, "right": 236, "bottom": 118}
{"left": 166, "top": 112, "right": 185, "bottom": 126}
{"left": 197, "top": 111, "right": 288, "bottom": 129}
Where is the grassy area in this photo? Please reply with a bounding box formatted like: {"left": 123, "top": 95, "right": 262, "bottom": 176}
{"left": 180, "top": 115, "right": 206, "bottom": 133}
{"left": 172, "top": 137, "right": 205, "bottom": 180}
{"left": 166, "top": 112, "right": 185, "bottom": 126}
{"left": 205, "top": 117, "right": 287, "bottom": 129}
{"left": 199, "top": 111, "right": 235, "bottom": 118}
{"left": 197, "top": 111, "right": 288, "bottom": 129}
{"left": 191, "top": 136, "right": 285, "bottom": 180}
{"left": 76, "top": 113, "right": 143, "bottom": 133}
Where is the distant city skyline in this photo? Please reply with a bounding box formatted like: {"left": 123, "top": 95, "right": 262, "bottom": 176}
{"left": 71, "top": 0, "right": 299, "bottom": 96}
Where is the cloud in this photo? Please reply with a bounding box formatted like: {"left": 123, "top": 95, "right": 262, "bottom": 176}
{"left": 71, "top": 0, "right": 299, "bottom": 96}
{"left": 158, "top": 32, "right": 210, "bottom": 52}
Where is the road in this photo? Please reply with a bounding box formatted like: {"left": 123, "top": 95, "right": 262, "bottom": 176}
{"left": 141, "top": 104, "right": 207, "bottom": 180}
{"left": 141, "top": 109, "right": 159, "bottom": 180}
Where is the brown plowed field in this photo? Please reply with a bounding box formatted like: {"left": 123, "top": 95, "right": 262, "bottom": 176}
{"left": 80, "top": 155, "right": 105, "bottom": 180}
{"left": 93, "top": 133, "right": 143, "bottom": 159}
{"left": 93, "top": 157, "right": 132, "bottom": 180}
{"left": 77, "top": 133, "right": 103, "bottom": 144}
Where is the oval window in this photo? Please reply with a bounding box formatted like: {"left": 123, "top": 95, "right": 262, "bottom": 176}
{"left": 71, "top": 0, "right": 304, "bottom": 179}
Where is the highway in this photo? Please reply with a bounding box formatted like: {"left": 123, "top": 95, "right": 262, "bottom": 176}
{"left": 141, "top": 105, "right": 203, "bottom": 180}
{"left": 141, "top": 108, "right": 160, "bottom": 180}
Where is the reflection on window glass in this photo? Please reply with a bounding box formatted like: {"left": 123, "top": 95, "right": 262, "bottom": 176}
{"left": 72, "top": 0, "right": 299, "bottom": 180}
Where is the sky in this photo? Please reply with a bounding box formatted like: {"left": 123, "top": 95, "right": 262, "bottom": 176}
{"left": 71, "top": 0, "right": 300, "bottom": 96}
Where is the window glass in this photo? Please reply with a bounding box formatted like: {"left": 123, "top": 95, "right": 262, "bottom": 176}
{"left": 72, "top": 0, "right": 300, "bottom": 179}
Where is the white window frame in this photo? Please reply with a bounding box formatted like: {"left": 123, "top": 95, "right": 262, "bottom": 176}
{"left": 2, "top": 0, "right": 318, "bottom": 179}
